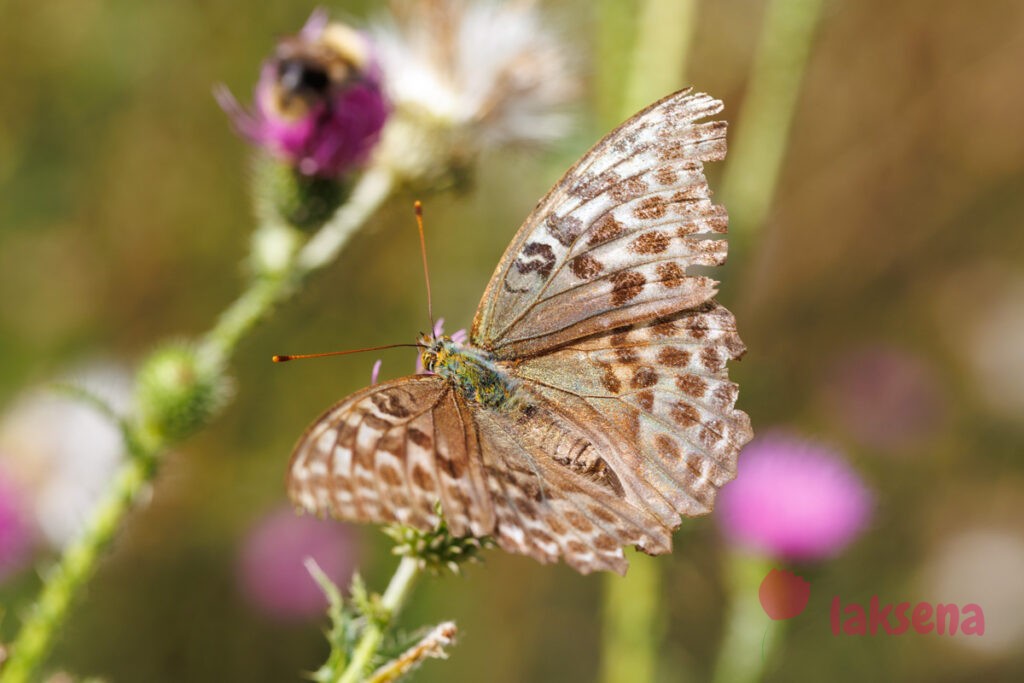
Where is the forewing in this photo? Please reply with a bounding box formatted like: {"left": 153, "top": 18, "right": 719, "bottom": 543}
{"left": 288, "top": 375, "right": 495, "bottom": 537}
{"left": 472, "top": 89, "right": 728, "bottom": 358}
{"left": 513, "top": 302, "right": 753, "bottom": 519}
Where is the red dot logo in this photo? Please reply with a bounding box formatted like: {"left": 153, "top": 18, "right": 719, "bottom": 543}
{"left": 759, "top": 569, "right": 811, "bottom": 620}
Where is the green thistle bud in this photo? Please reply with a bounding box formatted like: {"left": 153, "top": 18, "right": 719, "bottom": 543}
{"left": 134, "top": 343, "right": 230, "bottom": 444}
{"left": 383, "top": 509, "right": 494, "bottom": 576}
{"left": 255, "top": 155, "right": 348, "bottom": 232}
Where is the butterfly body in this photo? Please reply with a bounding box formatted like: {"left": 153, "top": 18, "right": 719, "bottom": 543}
{"left": 288, "top": 90, "right": 753, "bottom": 574}
{"left": 420, "top": 336, "right": 518, "bottom": 410}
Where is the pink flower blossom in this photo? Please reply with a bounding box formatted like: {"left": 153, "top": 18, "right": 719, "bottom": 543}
{"left": 217, "top": 10, "right": 389, "bottom": 178}
{"left": 718, "top": 432, "right": 872, "bottom": 561}
{"left": 238, "top": 506, "right": 358, "bottom": 620}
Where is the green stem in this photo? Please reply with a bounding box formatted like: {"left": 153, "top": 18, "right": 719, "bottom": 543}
{"left": 621, "top": 0, "right": 698, "bottom": 118}
{"left": 338, "top": 557, "right": 422, "bottom": 683}
{"left": 599, "top": 3, "right": 698, "bottom": 681}
{"left": 1, "top": 164, "right": 397, "bottom": 683}
{"left": 0, "top": 455, "right": 155, "bottom": 683}
{"left": 711, "top": 554, "right": 778, "bottom": 683}
{"left": 719, "top": 0, "right": 827, "bottom": 238}
{"left": 600, "top": 549, "right": 665, "bottom": 683}
{"left": 203, "top": 164, "right": 397, "bottom": 360}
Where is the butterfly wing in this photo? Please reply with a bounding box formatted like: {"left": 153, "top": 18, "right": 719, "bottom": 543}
{"left": 470, "top": 89, "right": 751, "bottom": 528}
{"left": 288, "top": 375, "right": 495, "bottom": 537}
{"left": 288, "top": 373, "right": 668, "bottom": 574}
{"left": 470, "top": 382, "right": 678, "bottom": 574}
{"left": 514, "top": 303, "right": 753, "bottom": 519}
{"left": 471, "top": 88, "right": 729, "bottom": 358}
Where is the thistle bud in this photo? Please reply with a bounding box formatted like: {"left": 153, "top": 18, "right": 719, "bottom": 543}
{"left": 135, "top": 344, "right": 230, "bottom": 444}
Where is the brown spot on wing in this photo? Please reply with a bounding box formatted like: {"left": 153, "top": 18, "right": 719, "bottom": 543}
{"left": 438, "top": 453, "right": 466, "bottom": 479}
{"left": 651, "top": 320, "right": 678, "bottom": 337}
{"left": 676, "top": 374, "right": 708, "bottom": 397}
{"left": 631, "top": 366, "right": 658, "bottom": 388}
{"left": 615, "top": 346, "right": 638, "bottom": 364}
{"left": 655, "top": 434, "right": 681, "bottom": 460}
{"left": 610, "top": 271, "right": 646, "bottom": 306}
{"left": 371, "top": 392, "right": 410, "bottom": 418}
{"left": 588, "top": 215, "right": 625, "bottom": 246}
{"left": 630, "top": 231, "right": 670, "bottom": 254}
{"left": 636, "top": 389, "right": 654, "bottom": 411}
{"left": 611, "top": 176, "right": 649, "bottom": 202}
{"left": 654, "top": 166, "right": 678, "bottom": 186}
{"left": 657, "top": 346, "right": 691, "bottom": 367}
{"left": 570, "top": 254, "right": 604, "bottom": 280}
{"left": 671, "top": 401, "right": 700, "bottom": 427}
{"left": 408, "top": 427, "right": 432, "bottom": 449}
{"left": 379, "top": 464, "right": 403, "bottom": 487}
{"left": 564, "top": 510, "right": 593, "bottom": 533}
{"left": 363, "top": 413, "right": 391, "bottom": 431}
{"left": 711, "top": 383, "right": 738, "bottom": 409}
{"left": 633, "top": 195, "right": 667, "bottom": 220}
{"left": 411, "top": 464, "right": 436, "bottom": 492}
{"left": 701, "top": 347, "right": 723, "bottom": 371}
{"left": 689, "top": 318, "right": 709, "bottom": 339}
{"left": 656, "top": 262, "right": 686, "bottom": 287}
{"left": 600, "top": 364, "right": 622, "bottom": 393}
{"left": 589, "top": 506, "right": 617, "bottom": 524}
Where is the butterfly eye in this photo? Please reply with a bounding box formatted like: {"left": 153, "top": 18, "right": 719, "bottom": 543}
{"left": 420, "top": 350, "right": 435, "bottom": 372}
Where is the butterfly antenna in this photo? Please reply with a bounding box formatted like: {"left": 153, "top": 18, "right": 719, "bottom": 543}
{"left": 414, "top": 200, "right": 436, "bottom": 338}
{"left": 273, "top": 343, "right": 423, "bottom": 363}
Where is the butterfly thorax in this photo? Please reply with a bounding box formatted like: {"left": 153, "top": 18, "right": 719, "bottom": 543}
{"left": 420, "top": 336, "right": 516, "bottom": 410}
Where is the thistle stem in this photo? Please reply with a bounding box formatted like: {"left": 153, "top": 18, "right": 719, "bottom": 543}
{"left": 338, "top": 557, "right": 422, "bottom": 683}
{"left": 203, "top": 164, "right": 397, "bottom": 360}
{"left": 1, "top": 164, "right": 397, "bottom": 683}
{"left": 621, "top": 0, "right": 698, "bottom": 118}
{"left": 719, "top": 0, "right": 827, "bottom": 238}
{"left": 0, "top": 455, "right": 155, "bottom": 683}
{"left": 600, "top": 550, "right": 665, "bottom": 683}
{"left": 711, "top": 554, "right": 778, "bottom": 683}
{"left": 598, "top": 2, "right": 697, "bottom": 680}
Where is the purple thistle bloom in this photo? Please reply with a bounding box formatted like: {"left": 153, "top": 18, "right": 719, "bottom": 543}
{"left": 238, "top": 506, "right": 358, "bottom": 620}
{"left": 217, "top": 11, "right": 389, "bottom": 178}
{"left": 0, "top": 467, "right": 35, "bottom": 582}
{"left": 718, "top": 431, "right": 872, "bottom": 561}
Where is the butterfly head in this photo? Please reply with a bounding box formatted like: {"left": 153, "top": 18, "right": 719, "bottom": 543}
{"left": 418, "top": 334, "right": 457, "bottom": 374}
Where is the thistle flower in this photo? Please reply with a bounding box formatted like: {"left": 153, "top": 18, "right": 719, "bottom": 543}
{"left": 717, "top": 431, "right": 872, "bottom": 561}
{"left": 238, "top": 506, "right": 359, "bottom": 620}
{"left": 217, "top": 9, "right": 390, "bottom": 178}
{"left": 371, "top": 0, "right": 579, "bottom": 186}
{"left": 0, "top": 363, "right": 131, "bottom": 549}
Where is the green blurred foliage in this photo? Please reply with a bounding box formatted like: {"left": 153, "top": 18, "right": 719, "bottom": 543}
{"left": 1, "top": 0, "right": 1023, "bottom": 681}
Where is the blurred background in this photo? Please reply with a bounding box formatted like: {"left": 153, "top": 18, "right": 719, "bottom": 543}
{"left": 1, "top": 0, "right": 1023, "bottom": 681}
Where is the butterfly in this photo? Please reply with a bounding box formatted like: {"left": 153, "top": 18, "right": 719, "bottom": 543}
{"left": 287, "top": 89, "right": 753, "bottom": 574}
